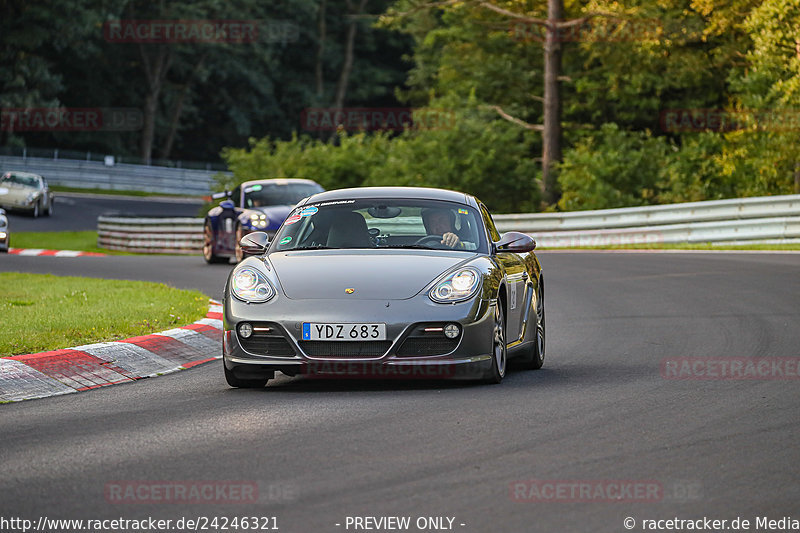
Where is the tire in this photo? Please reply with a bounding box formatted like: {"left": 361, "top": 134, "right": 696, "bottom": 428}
{"left": 203, "top": 220, "right": 227, "bottom": 264}
{"left": 484, "top": 302, "right": 507, "bottom": 384}
{"left": 224, "top": 364, "right": 270, "bottom": 389}
{"left": 46, "top": 199, "right": 53, "bottom": 216}
{"left": 234, "top": 224, "right": 244, "bottom": 263}
{"left": 31, "top": 201, "right": 39, "bottom": 218}
{"left": 519, "top": 276, "right": 546, "bottom": 370}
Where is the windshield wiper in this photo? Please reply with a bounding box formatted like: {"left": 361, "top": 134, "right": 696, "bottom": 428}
{"left": 288, "top": 245, "right": 336, "bottom": 251}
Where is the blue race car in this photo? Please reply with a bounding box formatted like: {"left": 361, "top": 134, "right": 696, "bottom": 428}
{"left": 203, "top": 178, "right": 324, "bottom": 263}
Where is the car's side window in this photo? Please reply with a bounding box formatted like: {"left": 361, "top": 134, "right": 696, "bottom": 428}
{"left": 231, "top": 186, "right": 241, "bottom": 207}
{"left": 479, "top": 203, "right": 501, "bottom": 242}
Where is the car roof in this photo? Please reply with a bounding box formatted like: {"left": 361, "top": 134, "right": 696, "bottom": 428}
{"left": 240, "top": 178, "right": 321, "bottom": 188}
{"left": 299, "top": 186, "right": 475, "bottom": 207}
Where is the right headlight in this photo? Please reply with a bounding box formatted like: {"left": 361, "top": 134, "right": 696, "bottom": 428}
{"left": 231, "top": 266, "right": 275, "bottom": 303}
{"left": 429, "top": 267, "right": 481, "bottom": 303}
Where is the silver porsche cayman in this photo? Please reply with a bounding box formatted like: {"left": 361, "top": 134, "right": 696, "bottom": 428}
{"left": 222, "top": 186, "right": 546, "bottom": 387}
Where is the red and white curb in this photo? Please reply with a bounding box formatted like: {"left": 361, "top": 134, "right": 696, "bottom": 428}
{"left": 8, "top": 248, "right": 107, "bottom": 257}
{"left": 0, "top": 300, "right": 223, "bottom": 403}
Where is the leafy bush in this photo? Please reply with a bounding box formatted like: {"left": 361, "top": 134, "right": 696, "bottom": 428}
{"left": 556, "top": 124, "right": 671, "bottom": 211}
{"left": 219, "top": 106, "right": 541, "bottom": 213}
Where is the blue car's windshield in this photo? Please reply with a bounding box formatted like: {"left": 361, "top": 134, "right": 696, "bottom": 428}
{"left": 270, "top": 198, "right": 488, "bottom": 253}
{"left": 243, "top": 182, "right": 323, "bottom": 207}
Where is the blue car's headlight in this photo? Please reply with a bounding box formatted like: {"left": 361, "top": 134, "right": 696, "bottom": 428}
{"left": 430, "top": 267, "right": 481, "bottom": 303}
{"left": 231, "top": 266, "right": 275, "bottom": 303}
{"left": 249, "top": 213, "right": 269, "bottom": 229}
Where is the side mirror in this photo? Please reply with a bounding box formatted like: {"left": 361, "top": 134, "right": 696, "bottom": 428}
{"left": 219, "top": 199, "right": 236, "bottom": 210}
{"left": 495, "top": 231, "right": 536, "bottom": 253}
{"left": 239, "top": 231, "right": 269, "bottom": 255}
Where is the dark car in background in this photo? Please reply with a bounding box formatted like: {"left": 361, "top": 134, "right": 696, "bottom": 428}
{"left": 203, "top": 178, "right": 324, "bottom": 264}
{"left": 0, "top": 171, "right": 54, "bottom": 218}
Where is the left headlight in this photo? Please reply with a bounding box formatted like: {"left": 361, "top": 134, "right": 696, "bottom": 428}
{"left": 430, "top": 267, "right": 481, "bottom": 303}
{"left": 26, "top": 192, "right": 38, "bottom": 204}
{"left": 231, "top": 266, "right": 275, "bottom": 303}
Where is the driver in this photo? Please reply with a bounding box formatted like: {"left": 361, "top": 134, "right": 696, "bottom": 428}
{"left": 421, "top": 208, "right": 462, "bottom": 249}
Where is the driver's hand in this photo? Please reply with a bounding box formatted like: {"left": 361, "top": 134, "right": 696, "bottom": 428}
{"left": 441, "top": 232, "right": 461, "bottom": 248}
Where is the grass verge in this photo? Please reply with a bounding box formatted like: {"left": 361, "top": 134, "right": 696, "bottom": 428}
{"left": 0, "top": 273, "right": 210, "bottom": 356}
{"left": 51, "top": 185, "right": 204, "bottom": 199}
{"left": 10, "top": 231, "right": 131, "bottom": 254}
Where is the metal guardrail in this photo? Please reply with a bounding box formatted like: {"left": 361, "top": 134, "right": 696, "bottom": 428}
{"left": 0, "top": 155, "right": 229, "bottom": 196}
{"left": 494, "top": 195, "right": 800, "bottom": 231}
{"left": 494, "top": 195, "right": 800, "bottom": 247}
{"left": 97, "top": 195, "right": 800, "bottom": 254}
{"left": 98, "top": 216, "right": 203, "bottom": 254}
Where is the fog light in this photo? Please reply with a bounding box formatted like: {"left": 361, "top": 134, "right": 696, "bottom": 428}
{"left": 238, "top": 322, "right": 253, "bottom": 338}
{"left": 444, "top": 323, "right": 460, "bottom": 339}
{"left": 0, "top": 232, "right": 6, "bottom": 239}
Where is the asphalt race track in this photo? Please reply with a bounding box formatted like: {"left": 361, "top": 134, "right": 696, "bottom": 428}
{"left": 1, "top": 251, "right": 799, "bottom": 532}
{"left": 5, "top": 192, "right": 203, "bottom": 232}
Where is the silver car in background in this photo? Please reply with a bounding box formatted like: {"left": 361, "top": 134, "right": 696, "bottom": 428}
{"left": 0, "top": 171, "right": 54, "bottom": 218}
{"left": 222, "top": 186, "right": 546, "bottom": 388}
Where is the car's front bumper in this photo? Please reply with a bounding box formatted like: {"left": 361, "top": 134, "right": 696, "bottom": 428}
{"left": 222, "top": 294, "right": 497, "bottom": 381}
{"left": 0, "top": 199, "right": 37, "bottom": 213}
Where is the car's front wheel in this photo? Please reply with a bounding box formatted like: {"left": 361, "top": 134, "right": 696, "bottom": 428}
{"left": 224, "top": 364, "right": 270, "bottom": 388}
{"left": 484, "top": 302, "right": 507, "bottom": 384}
{"left": 46, "top": 199, "right": 53, "bottom": 216}
{"left": 519, "top": 276, "right": 546, "bottom": 370}
{"left": 203, "top": 220, "right": 227, "bottom": 264}
{"left": 31, "top": 201, "right": 39, "bottom": 218}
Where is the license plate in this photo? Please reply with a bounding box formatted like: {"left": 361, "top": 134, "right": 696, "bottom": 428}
{"left": 302, "top": 323, "right": 386, "bottom": 341}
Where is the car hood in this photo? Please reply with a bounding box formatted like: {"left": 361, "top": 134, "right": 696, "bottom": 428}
{"left": 269, "top": 250, "right": 477, "bottom": 300}
{"left": 0, "top": 186, "right": 34, "bottom": 202}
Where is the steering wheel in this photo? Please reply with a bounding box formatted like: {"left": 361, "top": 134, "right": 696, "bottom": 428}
{"left": 414, "top": 235, "right": 444, "bottom": 247}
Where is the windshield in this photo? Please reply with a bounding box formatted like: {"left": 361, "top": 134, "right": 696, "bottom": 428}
{"left": 270, "top": 198, "right": 487, "bottom": 253}
{"left": 243, "top": 182, "right": 323, "bottom": 208}
{"left": 1, "top": 173, "right": 40, "bottom": 188}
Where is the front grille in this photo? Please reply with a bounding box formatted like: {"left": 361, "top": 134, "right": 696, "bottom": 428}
{"left": 397, "top": 337, "right": 459, "bottom": 357}
{"left": 300, "top": 341, "right": 392, "bottom": 358}
{"left": 238, "top": 323, "right": 296, "bottom": 357}
{"left": 396, "top": 323, "right": 461, "bottom": 357}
